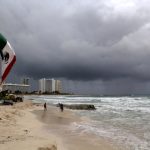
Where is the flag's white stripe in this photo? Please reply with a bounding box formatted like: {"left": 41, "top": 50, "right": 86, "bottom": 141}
{"left": 1, "top": 41, "right": 16, "bottom": 83}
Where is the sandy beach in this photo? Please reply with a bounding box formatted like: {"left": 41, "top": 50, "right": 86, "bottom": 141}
{"left": 0, "top": 100, "right": 122, "bottom": 150}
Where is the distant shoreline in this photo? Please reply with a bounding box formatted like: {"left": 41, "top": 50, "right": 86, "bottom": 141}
{"left": 21, "top": 93, "right": 150, "bottom": 97}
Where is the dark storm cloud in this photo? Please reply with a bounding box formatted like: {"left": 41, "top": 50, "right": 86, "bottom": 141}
{"left": 1, "top": 0, "right": 150, "bottom": 84}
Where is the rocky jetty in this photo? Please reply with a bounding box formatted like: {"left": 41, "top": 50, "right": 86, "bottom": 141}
{"left": 63, "top": 104, "right": 96, "bottom": 110}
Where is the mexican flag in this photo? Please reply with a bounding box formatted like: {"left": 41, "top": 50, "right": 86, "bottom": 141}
{"left": 0, "top": 33, "right": 16, "bottom": 84}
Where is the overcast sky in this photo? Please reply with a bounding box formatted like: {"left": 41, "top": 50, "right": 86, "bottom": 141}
{"left": 1, "top": 0, "right": 150, "bottom": 95}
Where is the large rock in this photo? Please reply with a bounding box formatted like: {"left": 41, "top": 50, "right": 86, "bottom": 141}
{"left": 3, "top": 100, "right": 13, "bottom": 105}
{"left": 15, "top": 97, "right": 23, "bottom": 102}
{"left": 64, "top": 104, "right": 96, "bottom": 110}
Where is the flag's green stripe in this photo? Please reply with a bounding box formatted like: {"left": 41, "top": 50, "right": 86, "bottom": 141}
{"left": 0, "top": 33, "right": 7, "bottom": 51}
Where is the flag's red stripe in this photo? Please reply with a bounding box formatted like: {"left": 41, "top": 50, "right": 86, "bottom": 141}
{"left": 2, "top": 55, "right": 16, "bottom": 82}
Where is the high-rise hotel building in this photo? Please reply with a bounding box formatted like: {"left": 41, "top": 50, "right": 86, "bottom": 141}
{"left": 39, "top": 78, "right": 61, "bottom": 93}
{"left": 21, "top": 77, "right": 30, "bottom": 85}
{"left": 55, "top": 80, "right": 62, "bottom": 93}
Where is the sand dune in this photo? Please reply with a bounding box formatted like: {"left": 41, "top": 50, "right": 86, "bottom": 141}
{"left": 0, "top": 101, "right": 61, "bottom": 150}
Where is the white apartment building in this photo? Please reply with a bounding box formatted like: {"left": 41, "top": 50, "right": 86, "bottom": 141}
{"left": 39, "top": 78, "right": 62, "bottom": 93}
{"left": 39, "top": 78, "right": 55, "bottom": 93}
{"left": 21, "top": 77, "right": 30, "bottom": 85}
{"left": 2, "top": 83, "right": 30, "bottom": 93}
{"left": 55, "top": 80, "right": 62, "bottom": 93}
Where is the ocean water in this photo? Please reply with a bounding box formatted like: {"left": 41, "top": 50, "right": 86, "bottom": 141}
{"left": 24, "top": 95, "right": 150, "bottom": 150}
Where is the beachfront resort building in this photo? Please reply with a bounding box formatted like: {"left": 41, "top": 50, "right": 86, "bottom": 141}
{"left": 39, "top": 78, "right": 62, "bottom": 93}
{"left": 2, "top": 83, "right": 30, "bottom": 93}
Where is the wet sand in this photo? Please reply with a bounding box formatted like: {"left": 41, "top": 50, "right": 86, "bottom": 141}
{"left": 34, "top": 105, "right": 123, "bottom": 150}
